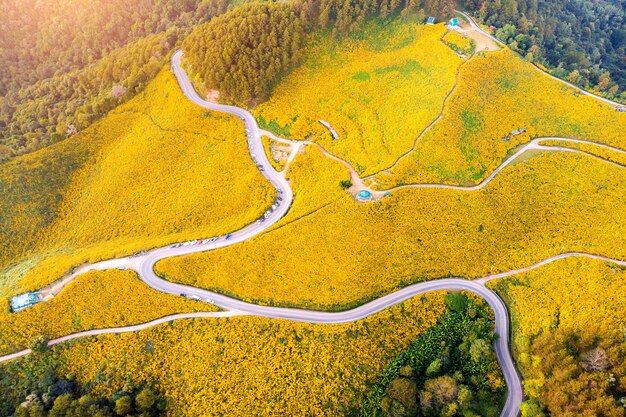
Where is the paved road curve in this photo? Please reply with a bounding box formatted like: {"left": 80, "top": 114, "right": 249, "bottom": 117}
{"left": 6, "top": 50, "right": 626, "bottom": 417}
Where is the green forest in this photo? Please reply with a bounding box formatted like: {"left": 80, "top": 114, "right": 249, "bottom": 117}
{"left": 182, "top": 2, "right": 306, "bottom": 105}
{"left": 0, "top": 0, "right": 234, "bottom": 160}
{"left": 0, "top": 348, "right": 162, "bottom": 417}
{"left": 8, "top": 375, "right": 161, "bottom": 417}
{"left": 464, "top": 0, "right": 626, "bottom": 101}
{"left": 362, "top": 293, "right": 506, "bottom": 417}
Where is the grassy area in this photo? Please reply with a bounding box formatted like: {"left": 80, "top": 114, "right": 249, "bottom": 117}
{"left": 374, "top": 49, "right": 626, "bottom": 188}
{"left": 488, "top": 258, "right": 626, "bottom": 416}
{"left": 0, "top": 67, "right": 274, "bottom": 296}
{"left": 0, "top": 292, "right": 448, "bottom": 417}
{"left": 156, "top": 149, "right": 626, "bottom": 309}
{"left": 253, "top": 19, "right": 462, "bottom": 175}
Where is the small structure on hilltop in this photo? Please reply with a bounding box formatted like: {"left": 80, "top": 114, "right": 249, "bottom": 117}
{"left": 319, "top": 120, "right": 339, "bottom": 140}
{"left": 501, "top": 127, "right": 527, "bottom": 142}
{"left": 357, "top": 190, "right": 373, "bottom": 202}
{"left": 10, "top": 291, "right": 42, "bottom": 312}
{"left": 427, "top": 16, "right": 436, "bottom": 25}
{"left": 448, "top": 17, "right": 460, "bottom": 28}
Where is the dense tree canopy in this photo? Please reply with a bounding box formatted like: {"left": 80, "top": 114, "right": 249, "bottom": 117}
{"left": 4, "top": 370, "right": 162, "bottom": 417}
{"left": 183, "top": 2, "right": 307, "bottom": 105}
{"left": 362, "top": 292, "right": 506, "bottom": 417}
{"left": 0, "top": 0, "right": 233, "bottom": 159}
{"left": 465, "top": 0, "right": 626, "bottom": 100}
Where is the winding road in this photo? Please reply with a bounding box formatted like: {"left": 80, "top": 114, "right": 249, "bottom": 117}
{"left": 456, "top": 10, "right": 626, "bottom": 109}
{"left": 4, "top": 49, "right": 626, "bottom": 417}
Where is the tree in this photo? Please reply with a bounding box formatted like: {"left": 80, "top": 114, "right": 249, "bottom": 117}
{"left": 339, "top": 179, "right": 352, "bottom": 189}
{"left": 582, "top": 347, "right": 610, "bottom": 372}
{"left": 49, "top": 393, "right": 73, "bottom": 417}
{"left": 420, "top": 375, "right": 459, "bottom": 411}
{"left": 444, "top": 292, "right": 467, "bottom": 313}
{"left": 135, "top": 388, "right": 155, "bottom": 412}
{"left": 111, "top": 85, "right": 128, "bottom": 100}
{"left": 114, "top": 395, "right": 134, "bottom": 415}
{"left": 28, "top": 335, "right": 49, "bottom": 354}
{"left": 520, "top": 399, "right": 546, "bottom": 417}
{"left": 496, "top": 24, "right": 516, "bottom": 44}
{"left": 469, "top": 338, "right": 491, "bottom": 362}
{"left": 426, "top": 358, "right": 442, "bottom": 376}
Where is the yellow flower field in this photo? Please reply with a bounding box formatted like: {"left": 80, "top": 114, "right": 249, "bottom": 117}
{"left": 488, "top": 258, "right": 626, "bottom": 416}
{"left": 254, "top": 20, "right": 462, "bottom": 175}
{"left": 33, "top": 292, "right": 447, "bottom": 416}
{"left": 442, "top": 30, "right": 475, "bottom": 55}
{"left": 0, "top": 67, "right": 274, "bottom": 295}
{"left": 374, "top": 49, "right": 626, "bottom": 188}
{"left": 0, "top": 269, "right": 214, "bottom": 355}
{"left": 156, "top": 148, "right": 626, "bottom": 309}
{"left": 540, "top": 139, "right": 626, "bottom": 167}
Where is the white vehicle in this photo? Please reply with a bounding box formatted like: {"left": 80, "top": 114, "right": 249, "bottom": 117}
{"left": 205, "top": 298, "right": 215, "bottom": 304}
{"left": 189, "top": 295, "right": 202, "bottom": 301}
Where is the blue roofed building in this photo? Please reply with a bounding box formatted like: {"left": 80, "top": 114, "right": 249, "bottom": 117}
{"left": 10, "top": 291, "right": 42, "bottom": 312}
{"left": 448, "top": 17, "right": 460, "bottom": 27}
{"left": 427, "top": 16, "right": 435, "bottom": 25}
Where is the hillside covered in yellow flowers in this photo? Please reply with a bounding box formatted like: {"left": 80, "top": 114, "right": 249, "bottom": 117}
{"left": 1, "top": 7, "right": 626, "bottom": 417}
{"left": 157, "top": 149, "right": 626, "bottom": 309}
{"left": 0, "top": 68, "right": 274, "bottom": 297}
